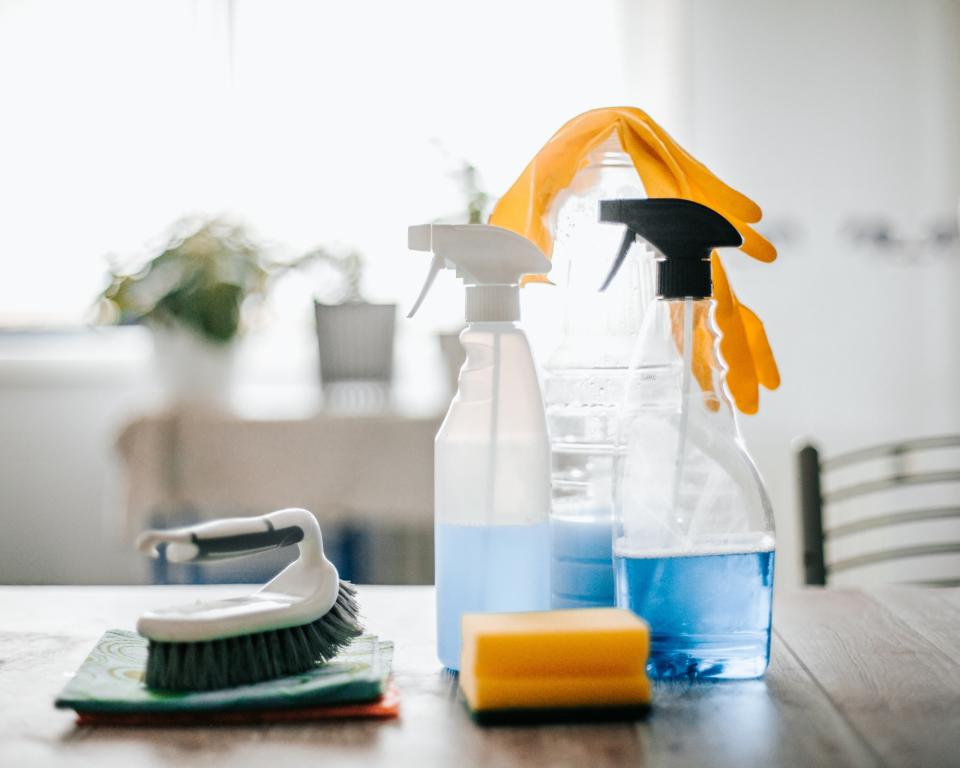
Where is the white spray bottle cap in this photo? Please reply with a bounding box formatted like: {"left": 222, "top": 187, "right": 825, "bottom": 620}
{"left": 407, "top": 224, "right": 550, "bottom": 322}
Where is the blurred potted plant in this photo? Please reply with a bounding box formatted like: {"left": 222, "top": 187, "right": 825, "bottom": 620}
{"left": 307, "top": 247, "right": 396, "bottom": 407}
{"left": 96, "top": 217, "right": 307, "bottom": 409}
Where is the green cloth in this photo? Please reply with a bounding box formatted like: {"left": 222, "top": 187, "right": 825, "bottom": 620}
{"left": 55, "top": 629, "right": 392, "bottom": 714}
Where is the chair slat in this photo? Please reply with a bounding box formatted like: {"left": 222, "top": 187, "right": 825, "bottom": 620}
{"left": 825, "top": 470, "right": 960, "bottom": 504}
{"left": 828, "top": 542, "right": 960, "bottom": 574}
{"left": 826, "top": 507, "right": 960, "bottom": 539}
{"left": 906, "top": 578, "right": 960, "bottom": 588}
{"left": 824, "top": 435, "right": 960, "bottom": 471}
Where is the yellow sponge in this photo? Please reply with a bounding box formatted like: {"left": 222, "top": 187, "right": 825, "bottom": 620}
{"left": 459, "top": 609, "right": 651, "bottom": 724}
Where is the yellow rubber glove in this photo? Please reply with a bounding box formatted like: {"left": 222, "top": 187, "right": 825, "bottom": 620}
{"left": 488, "top": 106, "right": 779, "bottom": 414}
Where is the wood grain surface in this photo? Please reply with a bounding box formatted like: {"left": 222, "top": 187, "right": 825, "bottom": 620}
{"left": 1, "top": 585, "right": 957, "bottom": 768}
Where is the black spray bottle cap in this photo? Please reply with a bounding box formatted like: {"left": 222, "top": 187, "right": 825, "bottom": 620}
{"left": 599, "top": 198, "right": 742, "bottom": 299}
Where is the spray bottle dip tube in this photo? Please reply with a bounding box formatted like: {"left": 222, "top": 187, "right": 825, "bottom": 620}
{"left": 600, "top": 199, "right": 776, "bottom": 680}
{"left": 407, "top": 224, "right": 552, "bottom": 671}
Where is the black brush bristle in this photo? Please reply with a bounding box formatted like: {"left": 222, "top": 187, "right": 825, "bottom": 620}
{"left": 144, "top": 581, "right": 362, "bottom": 691}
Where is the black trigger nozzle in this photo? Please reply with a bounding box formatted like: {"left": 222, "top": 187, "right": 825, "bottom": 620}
{"left": 598, "top": 198, "right": 742, "bottom": 299}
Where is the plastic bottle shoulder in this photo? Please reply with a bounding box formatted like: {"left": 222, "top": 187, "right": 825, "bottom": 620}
{"left": 436, "top": 322, "right": 550, "bottom": 526}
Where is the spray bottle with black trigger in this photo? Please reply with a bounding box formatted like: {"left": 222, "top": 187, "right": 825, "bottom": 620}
{"left": 600, "top": 199, "right": 775, "bottom": 680}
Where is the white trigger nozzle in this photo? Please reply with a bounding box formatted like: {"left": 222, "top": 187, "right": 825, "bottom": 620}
{"left": 405, "top": 223, "right": 550, "bottom": 323}
{"left": 408, "top": 253, "right": 443, "bottom": 319}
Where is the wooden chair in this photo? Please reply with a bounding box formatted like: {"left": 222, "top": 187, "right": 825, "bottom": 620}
{"left": 797, "top": 436, "right": 960, "bottom": 586}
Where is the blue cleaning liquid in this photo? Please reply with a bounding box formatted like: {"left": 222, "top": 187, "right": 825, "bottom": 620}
{"left": 550, "top": 513, "right": 615, "bottom": 608}
{"left": 615, "top": 544, "right": 775, "bottom": 679}
{"left": 436, "top": 522, "right": 550, "bottom": 671}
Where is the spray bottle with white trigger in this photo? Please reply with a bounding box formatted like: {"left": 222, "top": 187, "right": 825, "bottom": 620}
{"left": 407, "top": 224, "right": 552, "bottom": 671}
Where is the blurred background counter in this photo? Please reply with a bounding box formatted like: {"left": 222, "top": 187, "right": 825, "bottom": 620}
{"left": 118, "top": 410, "right": 440, "bottom": 585}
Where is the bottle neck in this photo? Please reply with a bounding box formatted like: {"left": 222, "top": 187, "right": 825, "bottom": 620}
{"left": 464, "top": 285, "right": 520, "bottom": 322}
{"left": 587, "top": 133, "right": 634, "bottom": 169}
{"left": 636, "top": 296, "right": 738, "bottom": 423}
{"left": 463, "top": 320, "right": 520, "bottom": 332}
{"left": 657, "top": 259, "right": 712, "bottom": 301}
{"left": 547, "top": 134, "right": 653, "bottom": 368}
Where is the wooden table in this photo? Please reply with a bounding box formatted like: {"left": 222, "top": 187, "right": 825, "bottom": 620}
{"left": 1, "top": 586, "right": 958, "bottom": 767}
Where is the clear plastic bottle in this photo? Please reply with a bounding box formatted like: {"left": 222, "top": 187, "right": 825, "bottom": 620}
{"left": 600, "top": 198, "right": 776, "bottom": 680}
{"left": 545, "top": 135, "right": 655, "bottom": 609}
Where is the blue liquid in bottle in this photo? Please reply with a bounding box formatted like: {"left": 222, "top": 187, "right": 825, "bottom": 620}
{"left": 550, "top": 513, "right": 615, "bottom": 608}
{"left": 615, "top": 545, "right": 775, "bottom": 679}
{"left": 436, "top": 522, "right": 550, "bottom": 671}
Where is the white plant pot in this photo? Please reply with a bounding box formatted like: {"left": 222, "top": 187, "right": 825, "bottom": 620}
{"left": 150, "top": 324, "right": 236, "bottom": 411}
{"left": 314, "top": 301, "right": 396, "bottom": 412}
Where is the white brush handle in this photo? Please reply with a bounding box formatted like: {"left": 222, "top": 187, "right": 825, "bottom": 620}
{"left": 136, "top": 509, "right": 343, "bottom": 642}
{"left": 137, "top": 508, "right": 316, "bottom": 564}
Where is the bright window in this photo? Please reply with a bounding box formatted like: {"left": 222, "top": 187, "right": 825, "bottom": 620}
{"left": 0, "top": 0, "right": 635, "bottom": 329}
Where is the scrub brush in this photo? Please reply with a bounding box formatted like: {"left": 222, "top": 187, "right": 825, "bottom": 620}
{"left": 136, "top": 508, "right": 362, "bottom": 691}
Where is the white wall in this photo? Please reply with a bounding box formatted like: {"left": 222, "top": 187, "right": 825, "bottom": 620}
{"left": 0, "top": 331, "right": 156, "bottom": 584}
{"left": 651, "top": 0, "right": 960, "bottom": 587}
{"left": 1, "top": 1, "right": 957, "bottom": 586}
